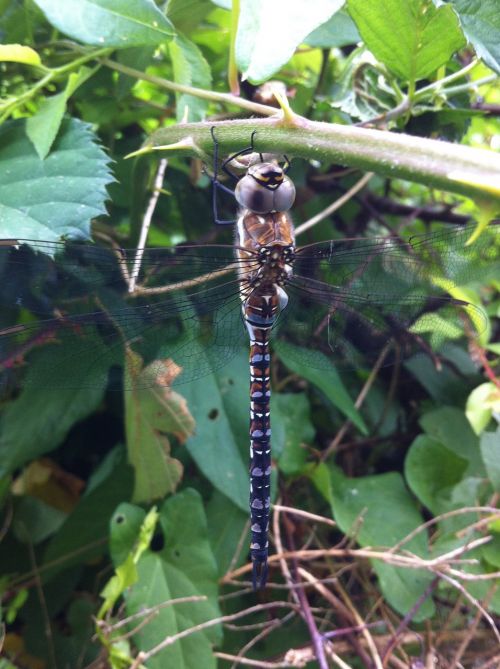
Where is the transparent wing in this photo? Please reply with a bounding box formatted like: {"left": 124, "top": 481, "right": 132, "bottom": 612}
{"left": 273, "top": 224, "right": 499, "bottom": 368}
{"left": 0, "top": 239, "right": 259, "bottom": 314}
{"left": 0, "top": 241, "right": 256, "bottom": 390}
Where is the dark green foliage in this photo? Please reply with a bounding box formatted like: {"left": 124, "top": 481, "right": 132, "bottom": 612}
{"left": 0, "top": 1, "right": 499, "bottom": 667}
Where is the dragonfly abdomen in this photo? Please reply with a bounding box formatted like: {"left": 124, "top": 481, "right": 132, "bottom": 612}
{"left": 246, "top": 296, "right": 276, "bottom": 589}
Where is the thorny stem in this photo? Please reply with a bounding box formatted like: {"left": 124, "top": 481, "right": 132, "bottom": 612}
{"left": 143, "top": 117, "right": 500, "bottom": 205}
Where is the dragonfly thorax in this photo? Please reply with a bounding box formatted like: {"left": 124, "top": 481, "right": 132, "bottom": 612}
{"left": 247, "top": 244, "right": 294, "bottom": 288}
{"left": 235, "top": 163, "right": 296, "bottom": 215}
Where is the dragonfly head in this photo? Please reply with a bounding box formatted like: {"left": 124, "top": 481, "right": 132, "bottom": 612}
{"left": 248, "top": 162, "right": 286, "bottom": 189}
{"left": 235, "top": 163, "right": 296, "bottom": 214}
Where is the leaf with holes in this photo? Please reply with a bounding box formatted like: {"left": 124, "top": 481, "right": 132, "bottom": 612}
{"left": 125, "top": 490, "right": 221, "bottom": 669}
{"left": 125, "top": 348, "right": 191, "bottom": 503}
{"left": 182, "top": 349, "right": 249, "bottom": 513}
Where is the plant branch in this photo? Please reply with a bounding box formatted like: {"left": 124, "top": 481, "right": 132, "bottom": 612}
{"left": 441, "top": 73, "right": 498, "bottom": 97}
{"left": 413, "top": 59, "right": 480, "bottom": 100}
{"left": 140, "top": 115, "right": 500, "bottom": 205}
{"left": 100, "top": 58, "right": 276, "bottom": 117}
{"left": 0, "top": 47, "right": 111, "bottom": 123}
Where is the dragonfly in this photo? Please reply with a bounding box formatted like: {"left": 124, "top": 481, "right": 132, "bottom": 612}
{"left": 0, "top": 130, "right": 497, "bottom": 589}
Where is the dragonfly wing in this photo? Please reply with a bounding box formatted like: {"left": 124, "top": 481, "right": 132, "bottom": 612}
{"left": 273, "top": 224, "right": 498, "bottom": 369}
{"left": 0, "top": 241, "right": 252, "bottom": 390}
{"left": 295, "top": 223, "right": 499, "bottom": 290}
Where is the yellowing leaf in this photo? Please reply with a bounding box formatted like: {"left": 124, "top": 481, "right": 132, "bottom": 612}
{"left": 0, "top": 44, "right": 41, "bottom": 65}
{"left": 124, "top": 348, "right": 192, "bottom": 503}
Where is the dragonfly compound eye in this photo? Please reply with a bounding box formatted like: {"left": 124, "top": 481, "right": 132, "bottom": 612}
{"left": 236, "top": 173, "right": 296, "bottom": 214}
{"left": 272, "top": 177, "right": 295, "bottom": 212}
{"left": 235, "top": 175, "right": 275, "bottom": 214}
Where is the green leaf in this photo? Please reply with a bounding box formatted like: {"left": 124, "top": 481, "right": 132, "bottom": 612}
{"left": 347, "top": 0, "right": 466, "bottom": 82}
{"left": 0, "top": 117, "right": 113, "bottom": 243}
{"left": 166, "top": 0, "right": 213, "bottom": 35}
{"left": 447, "top": 0, "right": 500, "bottom": 74}
{"left": 124, "top": 349, "right": 190, "bottom": 503}
{"left": 311, "top": 464, "right": 435, "bottom": 620}
{"left": 99, "top": 506, "right": 158, "bottom": 617}
{"left": 26, "top": 92, "right": 69, "bottom": 160}
{"left": 206, "top": 490, "right": 247, "bottom": 576}
{"left": 236, "top": 0, "right": 345, "bottom": 83}
{"left": 480, "top": 427, "right": 500, "bottom": 492}
{"left": 275, "top": 393, "right": 315, "bottom": 475}
{"left": 115, "top": 46, "right": 156, "bottom": 98}
{"left": 99, "top": 553, "right": 138, "bottom": 618}
{"left": 12, "top": 496, "right": 66, "bottom": 544}
{"left": 32, "top": 0, "right": 175, "bottom": 48}
{"left": 404, "top": 344, "right": 478, "bottom": 404}
{"left": 168, "top": 32, "right": 212, "bottom": 122}
{"left": 305, "top": 9, "right": 360, "bottom": 47}
{"left": 0, "top": 43, "right": 41, "bottom": 65}
{"left": 125, "top": 490, "right": 220, "bottom": 669}
{"left": 182, "top": 349, "right": 249, "bottom": 513}
{"left": 26, "top": 69, "right": 93, "bottom": 159}
{"left": 419, "top": 406, "right": 485, "bottom": 476}
{"left": 482, "top": 533, "right": 500, "bottom": 569}
{"left": 109, "top": 503, "right": 147, "bottom": 565}
{"left": 275, "top": 340, "right": 368, "bottom": 434}
{"left": 0, "top": 336, "right": 111, "bottom": 476}
{"left": 405, "top": 435, "right": 468, "bottom": 514}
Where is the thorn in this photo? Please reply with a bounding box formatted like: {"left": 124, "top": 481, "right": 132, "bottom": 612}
{"left": 272, "top": 86, "right": 298, "bottom": 126}
{"left": 125, "top": 138, "right": 195, "bottom": 160}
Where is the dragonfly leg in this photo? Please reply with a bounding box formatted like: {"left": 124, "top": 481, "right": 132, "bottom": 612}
{"left": 212, "top": 180, "right": 237, "bottom": 225}
{"left": 210, "top": 126, "right": 237, "bottom": 225}
{"left": 221, "top": 130, "right": 260, "bottom": 181}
